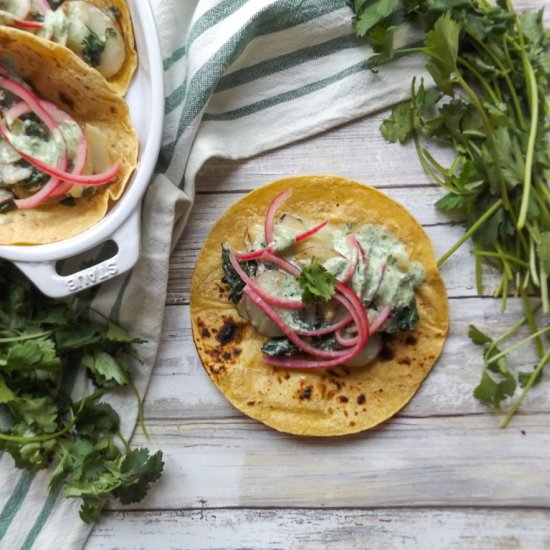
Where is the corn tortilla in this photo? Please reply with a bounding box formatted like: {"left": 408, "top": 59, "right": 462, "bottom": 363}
{"left": 190, "top": 176, "right": 449, "bottom": 437}
{"left": 0, "top": 0, "right": 137, "bottom": 95}
{"left": 0, "top": 27, "right": 138, "bottom": 245}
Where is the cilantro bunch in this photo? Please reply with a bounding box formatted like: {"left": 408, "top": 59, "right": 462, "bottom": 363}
{"left": 0, "top": 261, "right": 163, "bottom": 522}
{"left": 350, "top": 0, "right": 550, "bottom": 424}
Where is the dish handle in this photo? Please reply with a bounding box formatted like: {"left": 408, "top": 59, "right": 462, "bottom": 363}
{"left": 14, "top": 210, "right": 141, "bottom": 298}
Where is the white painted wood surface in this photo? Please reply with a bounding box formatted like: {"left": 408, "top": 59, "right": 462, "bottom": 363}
{"left": 87, "top": 34, "right": 550, "bottom": 548}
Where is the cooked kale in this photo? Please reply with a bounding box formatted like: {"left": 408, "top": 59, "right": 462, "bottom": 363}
{"left": 23, "top": 117, "right": 48, "bottom": 140}
{"left": 82, "top": 30, "right": 106, "bottom": 67}
{"left": 262, "top": 338, "right": 299, "bottom": 357}
{"left": 221, "top": 244, "right": 257, "bottom": 303}
{"left": 383, "top": 303, "right": 419, "bottom": 333}
{"left": 17, "top": 164, "right": 48, "bottom": 189}
{"left": 262, "top": 334, "right": 341, "bottom": 357}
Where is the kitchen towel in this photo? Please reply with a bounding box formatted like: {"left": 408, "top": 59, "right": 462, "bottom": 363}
{"left": 0, "top": 0, "right": 427, "bottom": 547}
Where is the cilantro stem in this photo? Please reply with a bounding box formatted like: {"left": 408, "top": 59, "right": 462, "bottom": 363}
{"left": 453, "top": 71, "right": 511, "bottom": 211}
{"left": 495, "top": 243, "right": 514, "bottom": 281}
{"left": 129, "top": 379, "right": 148, "bottom": 438}
{"left": 516, "top": 51, "right": 539, "bottom": 230}
{"left": 0, "top": 415, "right": 77, "bottom": 443}
{"left": 117, "top": 430, "right": 131, "bottom": 453}
{"left": 438, "top": 199, "right": 503, "bottom": 267}
{"left": 487, "top": 309, "right": 534, "bottom": 356}
{"left": 0, "top": 330, "right": 53, "bottom": 344}
{"left": 485, "top": 324, "right": 550, "bottom": 366}
{"left": 540, "top": 265, "right": 549, "bottom": 315}
{"left": 0, "top": 390, "right": 105, "bottom": 443}
{"left": 472, "top": 250, "right": 528, "bottom": 268}
{"left": 500, "top": 348, "right": 550, "bottom": 428}
{"left": 521, "top": 290, "right": 543, "bottom": 358}
{"left": 529, "top": 237, "right": 541, "bottom": 287}
{"left": 475, "top": 247, "right": 483, "bottom": 296}
{"left": 457, "top": 57, "right": 499, "bottom": 104}
{"left": 463, "top": 24, "right": 526, "bottom": 128}
{"left": 501, "top": 275, "right": 509, "bottom": 312}
{"left": 412, "top": 133, "right": 446, "bottom": 188}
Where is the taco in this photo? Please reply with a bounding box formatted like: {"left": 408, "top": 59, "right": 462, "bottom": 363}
{"left": 0, "top": 26, "right": 137, "bottom": 245}
{"left": 190, "top": 176, "right": 449, "bottom": 437}
{"left": 0, "top": 0, "right": 137, "bottom": 95}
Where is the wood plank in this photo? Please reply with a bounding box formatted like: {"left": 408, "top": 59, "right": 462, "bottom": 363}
{"left": 194, "top": 110, "right": 453, "bottom": 192}
{"left": 118, "top": 414, "right": 550, "bottom": 510}
{"left": 88, "top": 508, "right": 550, "bottom": 550}
{"left": 167, "top": 190, "right": 498, "bottom": 305}
{"left": 145, "top": 298, "right": 549, "bottom": 422}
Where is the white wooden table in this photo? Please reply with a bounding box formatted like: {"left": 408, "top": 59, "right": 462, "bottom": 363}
{"left": 86, "top": 107, "right": 550, "bottom": 548}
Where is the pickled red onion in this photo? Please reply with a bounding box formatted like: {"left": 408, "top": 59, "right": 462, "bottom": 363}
{"left": 0, "top": 122, "right": 119, "bottom": 185}
{"left": 244, "top": 286, "right": 349, "bottom": 360}
{"left": 0, "top": 76, "right": 57, "bottom": 132}
{"left": 228, "top": 248, "right": 304, "bottom": 310}
{"left": 264, "top": 189, "right": 292, "bottom": 245}
{"left": 294, "top": 219, "right": 328, "bottom": 243}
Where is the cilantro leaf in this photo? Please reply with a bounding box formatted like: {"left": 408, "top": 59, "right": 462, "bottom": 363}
{"left": 75, "top": 402, "right": 120, "bottom": 439}
{"left": 114, "top": 449, "right": 165, "bottom": 505}
{"left": 0, "top": 376, "right": 16, "bottom": 404}
{"left": 518, "top": 368, "right": 543, "bottom": 388}
{"left": 424, "top": 13, "right": 461, "bottom": 94}
{"left": 353, "top": 0, "right": 401, "bottom": 37}
{"left": 468, "top": 325, "right": 492, "bottom": 346}
{"left": 298, "top": 261, "right": 337, "bottom": 304}
{"left": 380, "top": 101, "right": 415, "bottom": 143}
{"left": 0, "top": 259, "right": 161, "bottom": 520}
{"left": 6, "top": 338, "right": 60, "bottom": 373}
{"left": 473, "top": 369, "right": 516, "bottom": 411}
{"left": 82, "top": 350, "right": 129, "bottom": 387}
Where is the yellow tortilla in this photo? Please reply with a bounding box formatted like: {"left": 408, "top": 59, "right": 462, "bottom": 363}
{"left": 190, "top": 176, "right": 449, "bottom": 437}
{"left": 0, "top": 27, "right": 138, "bottom": 245}
{"left": 0, "top": 0, "right": 137, "bottom": 95}
{"left": 79, "top": 0, "right": 137, "bottom": 95}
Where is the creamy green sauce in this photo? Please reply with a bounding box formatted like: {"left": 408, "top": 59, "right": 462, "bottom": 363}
{"left": 41, "top": 9, "right": 89, "bottom": 49}
{"left": 239, "top": 214, "right": 425, "bottom": 338}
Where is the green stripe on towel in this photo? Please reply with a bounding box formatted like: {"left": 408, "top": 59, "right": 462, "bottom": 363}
{"left": 213, "top": 33, "right": 364, "bottom": 93}
{"left": 158, "top": 0, "right": 343, "bottom": 174}
{"left": 20, "top": 490, "right": 60, "bottom": 550}
{"left": 203, "top": 58, "right": 375, "bottom": 121}
{"left": 163, "top": 0, "right": 250, "bottom": 71}
{"left": 0, "top": 472, "right": 35, "bottom": 541}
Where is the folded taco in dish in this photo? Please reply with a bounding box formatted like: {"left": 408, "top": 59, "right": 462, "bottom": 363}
{"left": 190, "top": 176, "right": 449, "bottom": 437}
{"left": 0, "top": 26, "right": 137, "bottom": 245}
{"left": 0, "top": 0, "right": 136, "bottom": 94}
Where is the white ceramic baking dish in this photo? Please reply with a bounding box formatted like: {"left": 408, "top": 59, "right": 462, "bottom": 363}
{"left": 0, "top": 0, "right": 164, "bottom": 298}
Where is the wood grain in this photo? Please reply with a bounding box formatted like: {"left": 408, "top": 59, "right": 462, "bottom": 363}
{"left": 110, "top": 415, "right": 550, "bottom": 510}
{"left": 89, "top": 508, "right": 550, "bottom": 550}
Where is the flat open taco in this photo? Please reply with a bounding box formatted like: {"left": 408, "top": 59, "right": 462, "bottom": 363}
{"left": 0, "top": 26, "right": 137, "bottom": 245}
{"left": 190, "top": 176, "right": 449, "bottom": 437}
{"left": 0, "top": 0, "right": 137, "bottom": 95}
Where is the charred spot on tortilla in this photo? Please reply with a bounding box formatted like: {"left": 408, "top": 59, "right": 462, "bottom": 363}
{"left": 298, "top": 386, "right": 313, "bottom": 401}
{"left": 216, "top": 317, "right": 244, "bottom": 346}
{"left": 190, "top": 176, "right": 449, "bottom": 436}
